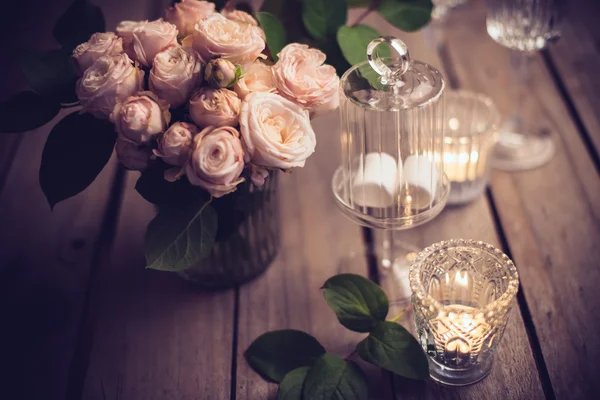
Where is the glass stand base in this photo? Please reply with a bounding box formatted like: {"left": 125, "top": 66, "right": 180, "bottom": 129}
{"left": 492, "top": 130, "right": 555, "bottom": 171}
{"left": 429, "top": 355, "right": 494, "bottom": 386}
{"left": 337, "top": 237, "right": 420, "bottom": 306}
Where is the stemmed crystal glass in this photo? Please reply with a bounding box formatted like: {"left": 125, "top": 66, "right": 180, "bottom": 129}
{"left": 332, "top": 37, "right": 449, "bottom": 303}
{"left": 486, "top": 0, "right": 563, "bottom": 171}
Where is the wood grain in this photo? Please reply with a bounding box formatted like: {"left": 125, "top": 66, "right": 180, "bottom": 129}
{"left": 0, "top": 2, "right": 169, "bottom": 399}
{"left": 444, "top": 2, "right": 600, "bottom": 399}
{"left": 358, "top": 9, "right": 546, "bottom": 400}
{"left": 80, "top": 173, "right": 235, "bottom": 400}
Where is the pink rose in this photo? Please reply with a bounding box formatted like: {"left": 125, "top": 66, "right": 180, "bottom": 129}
{"left": 204, "top": 58, "right": 239, "bottom": 88}
{"left": 221, "top": 9, "right": 258, "bottom": 27}
{"left": 234, "top": 61, "right": 276, "bottom": 100}
{"left": 110, "top": 91, "right": 171, "bottom": 145}
{"left": 115, "top": 20, "right": 148, "bottom": 49}
{"left": 189, "top": 87, "right": 241, "bottom": 128}
{"left": 165, "top": 0, "right": 215, "bottom": 37}
{"left": 240, "top": 92, "right": 316, "bottom": 169}
{"left": 76, "top": 53, "right": 144, "bottom": 119}
{"left": 154, "top": 121, "right": 198, "bottom": 166}
{"left": 115, "top": 139, "right": 152, "bottom": 171}
{"left": 188, "top": 13, "right": 264, "bottom": 64}
{"left": 272, "top": 43, "right": 339, "bottom": 117}
{"left": 128, "top": 19, "right": 178, "bottom": 67}
{"left": 186, "top": 126, "right": 245, "bottom": 198}
{"left": 72, "top": 32, "right": 123, "bottom": 75}
{"left": 149, "top": 46, "right": 202, "bottom": 108}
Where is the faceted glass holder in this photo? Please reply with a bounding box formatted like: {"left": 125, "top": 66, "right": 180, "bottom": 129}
{"left": 409, "top": 239, "right": 519, "bottom": 386}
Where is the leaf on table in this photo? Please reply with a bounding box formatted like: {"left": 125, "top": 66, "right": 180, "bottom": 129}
{"left": 255, "top": 12, "right": 287, "bottom": 62}
{"left": 53, "top": 0, "right": 105, "bottom": 50}
{"left": 302, "top": 353, "right": 369, "bottom": 400}
{"left": 245, "top": 329, "right": 326, "bottom": 382}
{"left": 39, "top": 111, "right": 116, "bottom": 209}
{"left": 322, "top": 273, "right": 389, "bottom": 332}
{"left": 0, "top": 91, "right": 60, "bottom": 133}
{"left": 336, "top": 24, "right": 389, "bottom": 66}
{"left": 302, "top": 0, "right": 347, "bottom": 40}
{"left": 356, "top": 320, "right": 429, "bottom": 379}
{"left": 377, "top": 0, "right": 433, "bottom": 32}
{"left": 144, "top": 197, "right": 217, "bottom": 272}
{"left": 277, "top": 366, "right": 309, "bottom": 400}
{"left": 20, "top": 49, "right": 78, "bottom": 104}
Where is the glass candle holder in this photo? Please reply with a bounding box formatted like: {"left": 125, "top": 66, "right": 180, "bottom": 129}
{"left": 443, "top": 91, "right": 500, "bottom": 205}
{"left": 409, "top": 239, "right": 519, "bottom": 386}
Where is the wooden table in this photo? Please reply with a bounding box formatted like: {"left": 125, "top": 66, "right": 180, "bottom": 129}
{"left": 1, "top": 1, "right": 599, "bottom": 399}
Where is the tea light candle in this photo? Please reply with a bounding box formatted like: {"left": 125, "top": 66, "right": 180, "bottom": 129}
{"left": 442, "top": 92, "right": 499, "bottom": 205}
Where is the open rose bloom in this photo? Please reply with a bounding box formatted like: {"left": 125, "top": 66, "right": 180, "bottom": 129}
{"left": 72, "top": 3, "right": 339, "bottom": 196}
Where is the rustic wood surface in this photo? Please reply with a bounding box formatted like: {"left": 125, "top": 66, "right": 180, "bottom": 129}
{"left": 0, "top": 0, "right": 598, "bottom": 399}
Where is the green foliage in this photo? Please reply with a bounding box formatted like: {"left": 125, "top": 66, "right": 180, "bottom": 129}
{"left": 336, "top": 24, "right": 389, "bottom": 66}
{"left": 255, "top": 12, "right": 288, "bottom": 61}
{"left": 144, "top": 198, "right": 217, "bottom": 271}
{"left": 245, "top": 330, "right": 326, "bottom": 382}
{"left": 53, "top": 0, "right": 105, "bottom": 50}
{"left": 0, "top": 92, "right": 60, "bottom": 134}
{"left": 322, "top": 273, "right": 389, "bottom": 332}
{"left": 302, "top": 0, "right": 348, "bottom": 41}
{"left": 277, "top": 367, "right": 310, "bottom": 400}
{"left": 357, "top": 321, "right": 430, "bottom": 379}
{"left": 135, "top": 162, "right": 206, "bottom": 207}
{"left": 246, "top": 274, "right": 429, "bottom": 398}
{"left": 302, "top": 353, "right": 368, "bottom": 400}
{"left": 377, "top": 0, "right": 433, "bottom": 32}
{"left": 39, "top": 112, "right": 116, "bottom": 209}
{"left": 20, "top": 49, "right": 78, "bottom": 104}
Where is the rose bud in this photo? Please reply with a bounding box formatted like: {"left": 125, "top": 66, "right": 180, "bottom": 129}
{"left": 72, "top": 32, "right": 123, "bottom": 75}
{"left": 110, "top": 91, "right": 171, "bottom": 145}
{"left": 233, "top": 61, "right": 276, "bottom": 100}
{"left": 240, "top": 92, "right": 316, "bottom": 170}
{"left": 76, "top": 53, "right": 144, "bottom": 119}
{"left": 186, "top": 125, "right": 245, "bottom": 198}
{"left": 154, "top": 122, "right": 198, "bottom": 166}
{"left": 115, "top": 139, "right": 153, "bottom": 171}
{"left": 149, "top": 46, "right": 203, "bottom": 108}
{"left": 205, "top": 58, "right": 239, "bottom": 88}
{"left": 165, "top": 0, "right": 215, "bottom": 37}
{"left": 272, "top": 43, "right": 339, "bottom": 117}
{"left": 127, "top": 19, "right": 178, "bottom": 67}
{"left": 189, "top": 87, "right": 241, "bottom": 128}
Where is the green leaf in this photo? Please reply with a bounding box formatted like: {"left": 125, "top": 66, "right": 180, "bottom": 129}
{"left": 39, "top": 112, "right": 116, "bottom": 209}
{"left": 255, "top": 12, "right": 287, "bottom": 62}
{"left": 302, "top": 0, "right": 347, "bottom": 40}
{"left": 53, "top": 0, "right": 106, "bottom": 50}
{"left": 377, "top": 0, "right": 433, "bottom": 32}
{"left": 0, "top": 92, "right": 60, "bottom": 133}
{"left": 135, "top": 162, "right": 206, "bottom": 207}
{"left": 315, "top": 37, "right": 351, "bottom": 77}
{"left": 356, "top": 321, "right": 429, "bottom": 380}
{"left": 144, "top": 198, "right": 217, "bottom": 271}
{"left": 336, "top": 24, "right": 389, "bottom": 66}
{"left": 20, "top": 49, "right": 78, "bottom": 104}
{"left": 302, "top": 353, "right": 368, "bottom": 400}
{"left": 277, "top": 367, "right": 309, "bottom": 400}
{"left": 245, "top": 329, "right": 326, "bottom": 382}
{"left": 322, "top": 273, "right": 389, "bottom": 332}
{"left": 347, "top": 0, "right": 371, "bottom": 7}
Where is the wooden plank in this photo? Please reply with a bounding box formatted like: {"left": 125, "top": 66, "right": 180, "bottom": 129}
{"left": 0, "top": 2, "right": 169, "bottom": 399}
{"left": 547, "top": 0, "right": 600, "bottom": 158}
{"left": 357, "top": 9, "right": 546, "bottom": 399}
{"left": 80, "top": 173, "right": 235, "bottom": 400}
{"left": 235, "top": 112, "right": 378, "bottom": 398}
{"left": 444, "top": 2, "right": 600, "bottom": 399}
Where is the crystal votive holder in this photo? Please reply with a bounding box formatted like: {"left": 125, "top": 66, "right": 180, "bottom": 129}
{"left": 409, "top": 239, "right": 519, "bottom": 386}
{"left": 443, "top": 91, "right": 499, "bottom": 205}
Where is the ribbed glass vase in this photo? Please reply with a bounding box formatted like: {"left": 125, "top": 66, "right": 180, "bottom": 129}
{"left": 177, "top": 172, "right": 280, "bottom": 289}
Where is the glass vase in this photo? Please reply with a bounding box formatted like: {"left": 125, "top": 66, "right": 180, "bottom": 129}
{"left": 177, "top": 172, "right": 280, "bottom": 289}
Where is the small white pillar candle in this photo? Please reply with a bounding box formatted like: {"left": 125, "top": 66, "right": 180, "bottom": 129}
{"left": 401, "top": 154, "right": 438, "bottom": 200}
{"left": 352, "top": 152, "right": 401, "bottom": 208}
